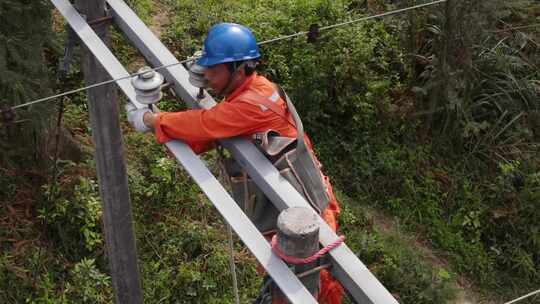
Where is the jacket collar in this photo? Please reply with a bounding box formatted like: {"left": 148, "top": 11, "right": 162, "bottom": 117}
{"left": 224, "top": 72, "right": 257, "bottom": 103}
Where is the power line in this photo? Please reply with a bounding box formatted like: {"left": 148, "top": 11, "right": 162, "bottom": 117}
{"left": 491, "top": 23, "right": 540, "bottom": 33}
{"left": 504, "top": 288, "right": 540, "bottom": 304}
{"left": 10, "top": 59, "right": 193, "bottom": 110}
{"left": 7, "top": 0, "right": 447, "bottom": 112}
{"left": 259, "top": 0, "right": 447, "bottom": 45}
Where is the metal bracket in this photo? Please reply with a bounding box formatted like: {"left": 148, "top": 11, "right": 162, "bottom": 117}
{"left": 59, "top": 7, "right": 112, "bottom": 80}
{"left": 88, "top": 15, "right": 113, "bottom": 27}
{"left": 307, "top": 24, "right": 320, "bottom": 43}
{"left": 58, "top": 24, "right": 78, "bottom": 79}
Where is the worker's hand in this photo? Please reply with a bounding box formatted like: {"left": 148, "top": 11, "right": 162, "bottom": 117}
{"left": 125, "top": 103, "right": 152, "bottom": 133}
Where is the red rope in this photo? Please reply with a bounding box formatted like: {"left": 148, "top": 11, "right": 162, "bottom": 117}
{"left": 271, "top": 235, "right": 345, "bottom": 265}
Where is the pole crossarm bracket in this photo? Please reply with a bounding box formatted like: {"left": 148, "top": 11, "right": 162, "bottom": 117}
{"left": 51, "top": 0, "right": 317, "bottom": 303}
{"left": 106, "top": 0, "right": 399, "bottom": 303}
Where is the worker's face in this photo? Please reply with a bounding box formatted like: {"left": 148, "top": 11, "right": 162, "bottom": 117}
{"left": 204, "top": 64, "right": 231, "bottom": 95}
{"left": 204, "top": 63, "right": 245, "bottom": 96}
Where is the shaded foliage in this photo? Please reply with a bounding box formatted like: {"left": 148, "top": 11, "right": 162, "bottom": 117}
{"left": 0, "top": 0, "right": 57, "bottom": 167}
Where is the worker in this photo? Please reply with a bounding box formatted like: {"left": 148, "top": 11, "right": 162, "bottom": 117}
{"left": 126, "top": 22, "right": 343, "bottom": 304}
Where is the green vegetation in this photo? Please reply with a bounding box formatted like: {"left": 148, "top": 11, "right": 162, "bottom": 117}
{"left": 0, "top": 0, "right": 57, "bottom": 167}
{"left": 1, "top": 0, "right": 539, "bottom": 303}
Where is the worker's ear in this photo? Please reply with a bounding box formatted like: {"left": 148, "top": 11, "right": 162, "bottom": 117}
{"left": 244, "top": 60, "right": 257, "bottom": 75}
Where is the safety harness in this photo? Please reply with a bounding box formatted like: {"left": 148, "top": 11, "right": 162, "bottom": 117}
{"left": 222, "top": 85, "right": 330, "bottom": 234}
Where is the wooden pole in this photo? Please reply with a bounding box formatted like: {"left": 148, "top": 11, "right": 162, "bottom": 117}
{"left": 75, "top": 1, "right": 142, "bottom": 303}
{"left": 273, "top": 207, "right": 320, "bottom": 303}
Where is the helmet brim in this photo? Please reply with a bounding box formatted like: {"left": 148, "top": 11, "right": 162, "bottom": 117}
{"left": 196, "top": 54, "right": 261, "bottom": 67}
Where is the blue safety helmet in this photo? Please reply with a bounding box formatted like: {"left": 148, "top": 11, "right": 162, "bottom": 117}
{"left": 197, "top": 23, "right": 261, "bottom": 67}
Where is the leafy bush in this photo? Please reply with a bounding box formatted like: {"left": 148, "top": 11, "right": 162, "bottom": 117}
{"left": 338, "top": 192, "right": 458, "bottom": 304}
{"left": 368, "top": 0, "right": 540, "bottom": 295}
{"left": 39, "top": 166, "right": 104, "bottom": 258}
{"left": 411, "top": 0, "right": 539, "bottom": 151}
{"left": 64, "top": 258, "right": 112, "bottom": 304}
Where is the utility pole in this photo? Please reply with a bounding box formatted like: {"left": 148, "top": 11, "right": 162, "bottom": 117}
{"left": 74, "top": 1, "right": 142, "bottom": 303}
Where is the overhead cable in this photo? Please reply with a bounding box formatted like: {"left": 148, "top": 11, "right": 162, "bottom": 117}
{"left": 503, "top": 288, "right": 540, "bottom": 304}
{"left": 10, "top": 59, "right": 193, "bottom": 110}
{"left": 258, "top": 0, "right": 447, "bottom": 45}
{"left": 7, "top": 0, "right": 447, "bottom": 112}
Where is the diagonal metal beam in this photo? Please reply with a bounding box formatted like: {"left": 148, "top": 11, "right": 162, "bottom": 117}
{"left": 106, "top": 0, "right": 399, "bottom": 303}
{"left": 51, "top": 0, "right": 317, "bottom": 303}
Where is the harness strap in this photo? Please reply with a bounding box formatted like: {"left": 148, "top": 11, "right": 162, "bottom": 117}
{"left": 235, "top": 87, "right": 308, "bottom": 155}
{"left": 236, "top": 91, "right": 296, "bottom": 127}
{"left": 232, "top": 87, "right": 331, "bottom": 213}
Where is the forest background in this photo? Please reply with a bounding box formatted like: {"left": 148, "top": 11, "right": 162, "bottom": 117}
{"left": 0, "top": 0, "right": 539, "bottom": 303}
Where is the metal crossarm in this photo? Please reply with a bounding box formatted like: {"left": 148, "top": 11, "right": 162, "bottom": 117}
{"left": 51, "top": 0, "right": 317, "bottom": 303}
{"left": 106, "top": 0, "right": 399, "bottom": 303}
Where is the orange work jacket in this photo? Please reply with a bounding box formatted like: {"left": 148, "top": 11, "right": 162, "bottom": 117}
{"left": 154, "top": 73, "right": 342, "bottom": 303}
{"left": 154, "top": 72, "right": 340, "bottom": 229}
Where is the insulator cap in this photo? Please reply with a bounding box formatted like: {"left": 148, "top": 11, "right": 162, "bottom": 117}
{"left": 187, "top": 63, "right": 208, "bottom": 88}
{"left": 131, "top": 66, "right": 165, "bottom": 105}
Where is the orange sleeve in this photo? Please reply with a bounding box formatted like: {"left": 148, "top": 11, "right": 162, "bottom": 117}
{"left": 154, "top": 101, "right": 269, "bottom": 145}
{"left": 184, "top": 140, "right": 215, "bottom": 154}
